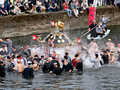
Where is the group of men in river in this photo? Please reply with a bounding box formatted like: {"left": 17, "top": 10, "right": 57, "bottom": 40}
{"left": 89, "top": 13, "right": 109, "bottom": 38}
{"left": 0, "top": 35, "right": 120, "bottom": 79}
{"left": 0, "top": 13, "right": 119, "bottom": 79}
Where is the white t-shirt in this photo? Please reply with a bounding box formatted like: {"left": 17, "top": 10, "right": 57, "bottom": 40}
{"left": 37, "top": 1, "right": 42, "bottom": 6}
{"left": 32, "top": 48, "right": 39, "bottom": 56}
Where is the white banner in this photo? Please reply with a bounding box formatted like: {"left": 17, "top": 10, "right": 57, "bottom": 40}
{"left": 0, "top": 0, "right": 4, "bottom": 4}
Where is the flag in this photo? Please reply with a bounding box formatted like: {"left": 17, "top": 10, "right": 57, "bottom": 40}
{"left": 89, "top": 7, "right": 95, "bottom": 26}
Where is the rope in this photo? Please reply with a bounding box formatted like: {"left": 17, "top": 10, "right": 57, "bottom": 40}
{"left": 80, "top": 15, "right": 120, "bottom": 38}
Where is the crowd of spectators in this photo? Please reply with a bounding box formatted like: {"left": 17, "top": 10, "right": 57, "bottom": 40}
{"left": 0, "top": 0, "right": 120, "bottom": 17}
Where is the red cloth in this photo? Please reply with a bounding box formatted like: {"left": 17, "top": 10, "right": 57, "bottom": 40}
{"left": 72, "top": 58, "right": 77, "bottom": 67}
{"left": 89, "top": 7, "right": 95, "bottom": 26}
{"left": 63, "top": 3, "right": 68, "bottom": 10}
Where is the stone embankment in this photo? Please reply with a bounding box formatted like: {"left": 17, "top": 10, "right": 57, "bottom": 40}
{"left": 0, "top": 7, "right": 120, "bottom": 38}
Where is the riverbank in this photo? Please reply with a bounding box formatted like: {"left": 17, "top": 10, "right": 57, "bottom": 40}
{"left": 0, "top": 7, "right": 120, "bottom": 38}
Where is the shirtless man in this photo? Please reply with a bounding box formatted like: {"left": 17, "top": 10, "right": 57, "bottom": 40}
{"left": 109, "top": 52, "right": 115, "bottom": 63}
{"left": 105, "top": 38, "right": 111, "bottom": 50}
{"left": 13, "top": 60, "right": 24, "bottom": 73}
{"left": 105, "top": 39, "right": 115, "bottom": 52}
{"left": 33, "top": 60, "right": 40, "bottom": 71}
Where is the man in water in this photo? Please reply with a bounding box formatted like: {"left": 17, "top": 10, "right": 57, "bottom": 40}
{"left": 105, "top": 39, "right": 115, "bottom": 52}
{"left": 33, "top": 60, "right": 40, "bottom": 71}
{"left": 51, "top": 57, "right": 60, "bottom": 67}
{"left": 72, "top": 54, "right": 79, "bottom": 69}
{"left": 117, "top": 51, "right": 120, "bottom": 62}
{"left": 0, "top": 45, "right": 8, "bottom": 56}
{"left": 6, "top": 56, "right": 15, "bottom": 72}
{"left": 89, "top": 20, "right": 97, "bottom": 38}
{"left": 0, "top": 38, "right": 12, "bottom": 54}
{"left": 65, "top": 52, "right": 72, "bottom": 63}
{"left": 62, "top": 60, "right": 73, "bottom": 72}
{"left": 0, "top": 61, "right": 5, "bottom": 77}
{"left": 101, "top": 51, "right": 109, "bottom": 64}
{"left": 76, "top": 58, "right": 83, "bottom": 73}
{"left": 90, "top": 54, "right": 101, "bottom": 68}
{"left": 99, "top": 13, "right": 109, "bottom": 31}
{"left": 42, "top": 59, "right": 50, "bottom": 73}
{"left": 13, "top": 59, "right": 24, "bottom": 73}
{"left": 22, "top": 61, "right": 34, "bottom": 79}
{"left": 33, "top": 55, "right": 41, "bottom": 63}
{"left": 89, "top": 39, "right": 98, "bottom": 57}
{"left": 109, "top": 52, "right": 115, "bottom": 63}
{"left": 40, "top": 55, "right": 45, "bottom": 66}
{"left": 53, "top": 63, "right": 62, "bottom": 75}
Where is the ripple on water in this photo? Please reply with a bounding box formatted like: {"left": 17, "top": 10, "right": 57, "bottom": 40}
{"left": 0, "top": 65, "right": 120, "bottom": 90}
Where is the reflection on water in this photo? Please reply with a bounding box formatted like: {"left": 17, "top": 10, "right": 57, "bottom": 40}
{"left": 0, "top": 26, "right": 120, "bottom": 90}
{"left": 0, "top": 66, "right": 120, "bottom": 90}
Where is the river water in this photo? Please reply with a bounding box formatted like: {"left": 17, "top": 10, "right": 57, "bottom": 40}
{"left": 0, "top": 26, "right": 120, "bottom": 90}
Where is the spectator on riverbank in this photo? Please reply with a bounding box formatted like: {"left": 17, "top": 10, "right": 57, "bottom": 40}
{"left": 53, "top": 2, "right": 59, "bottom": 12}
{"left": 106, "top": 0, "right": 110, "bottom": 7}
{"left": 9, "top": 3, "right": 16, "bottom": 15}
{"left": 63, "top": 0, "right": 72, "bottom": 17}
{"left": 0, "top": 0, "right": 119, "bottom": 17}
{"left": 20, "top": 0, "right": 25, "bottom": 12}
{"left": 31, "top": 0, "right": 37, "bottom": 13}
{"left": 75, "top": 0, "right": 83, "bottom": 14}
{"left": 71, "top": 0, "right": 79, "bottom": 17}
{"left": 81, "top": 0, "right": 89, "bottom": 13}
{"left": 14, "top": 0, "right": 21, "bottom": 14}
{"left": 28, "top": 0, "right": 32, "bottom": 9}
{"left": 24, "top": 2, "right": 31, "bottom": 13}
{"left": 0, "top": 4, "right": 8, "bottom": 16}
{"left": 4, "top": 0, "right": 9, "bottom": 12}
{"left": 46, "top": 1, "right": 54, "bottom": 12}
{"left": 114, "top": 0, "right": 120, "bottom": 9}
{"left": 37, "top": 0, "right": 42, "bottom": 12}
{"left": 41, "top": 4, "right": 46, "bottom": 13}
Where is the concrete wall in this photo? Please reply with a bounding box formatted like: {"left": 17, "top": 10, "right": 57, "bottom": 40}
{"left": 0, "top": 7, "right": 120, "bottom": 38}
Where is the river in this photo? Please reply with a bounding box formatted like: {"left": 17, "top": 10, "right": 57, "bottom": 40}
{"left": 0, "top": 26, "right": 120, "bottom": 90}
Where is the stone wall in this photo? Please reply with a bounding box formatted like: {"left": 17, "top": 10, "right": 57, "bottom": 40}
{"left": 0, "top": 7, "right": 120, "bottom": 38}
